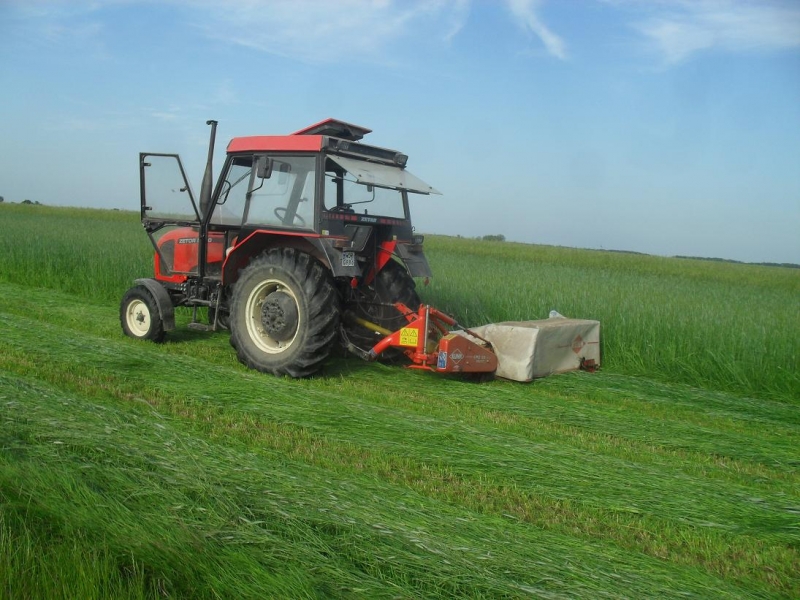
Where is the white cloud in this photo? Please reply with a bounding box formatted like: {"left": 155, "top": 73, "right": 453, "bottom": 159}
{"left": 444, "top": 0, "right": 471, "bottom": 43}
{"left": 211, "top": 81, "right": 238, "bottom": 106}
{"left": 3, "top": 0, "right": 128, "bottom": 58}
{"left": 626, "top": 0, "right": 800, "bottom": 64}
{"left": 504, "top": 0, "right": 567, "bottom": 60}
{"left": 178, "top": 0, "right": 469, "bottom": 64}
{"left": 6, "top": 0, "right": 472, "bottom": 64}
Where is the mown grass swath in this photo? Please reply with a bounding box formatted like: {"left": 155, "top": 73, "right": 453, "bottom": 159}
{"left": 2, "top": 304, "right": 797, "bottom": 597}
{"left": 1, "top": 203, "right": 798, "bottom": 598}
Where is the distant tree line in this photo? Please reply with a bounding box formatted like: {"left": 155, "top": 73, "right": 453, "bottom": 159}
{"left": 675, "top": 255, "right": 799, "bottom": 269}
{"left": 452, "top": 233, "right": 507, "bottom": 242}
{"left": 0, "top": 197, "right": 43, "bottom": 205}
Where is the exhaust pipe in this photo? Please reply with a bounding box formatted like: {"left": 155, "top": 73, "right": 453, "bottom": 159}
{"left": 199, "top": 119, "right": 218, "bottom": 218}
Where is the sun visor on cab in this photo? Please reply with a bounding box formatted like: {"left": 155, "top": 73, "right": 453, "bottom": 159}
{"left": 329, "top": 155, "right": 441, "bottom": 195}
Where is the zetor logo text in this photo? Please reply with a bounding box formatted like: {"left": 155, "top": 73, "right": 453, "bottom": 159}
{"left": 177, "top": 237, "right": 198, "bottom": 244}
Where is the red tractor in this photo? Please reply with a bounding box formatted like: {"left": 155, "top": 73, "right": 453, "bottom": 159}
{"left": 121, "top": 119, "right": 496, "bottom": 378}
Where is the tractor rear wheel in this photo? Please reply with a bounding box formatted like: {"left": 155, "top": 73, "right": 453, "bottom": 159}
{"left": 120, "top": 286, "right": 166, "bottom": 342}
{"left": 372, "top": 259, "right": 421, "bottom": 330}
{"left": 229, "top": 248, "right": 340, "bottom": 378}
{"left": 344, "top": 259, "right": 421, "bottom": 355}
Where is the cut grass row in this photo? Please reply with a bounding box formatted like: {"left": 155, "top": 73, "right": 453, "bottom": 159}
{"left": 1, "top": 283, "right": 798, "bottom": 597}
{"left": 1, "top": 373, "right": 792, "bottom": 599}
{"left": 3, "top": 370, "right": 755, "bottom": 598}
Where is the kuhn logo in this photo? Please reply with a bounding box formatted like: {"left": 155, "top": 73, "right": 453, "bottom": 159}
{"left": 571, "top": 335, "right": 585, "bottom": 354}
{"left": 450, "top": 349, "right": 464, "bottom": 363}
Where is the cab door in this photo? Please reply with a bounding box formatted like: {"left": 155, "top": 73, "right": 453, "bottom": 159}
{"left": 139, "top": 153, "right": 202, "bottom": 279}
{"left": 140, "top": 153, "right": 200, "bottom": 223}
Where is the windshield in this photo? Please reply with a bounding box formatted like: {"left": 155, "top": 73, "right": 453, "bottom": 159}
{"left": 211, "top": 155, "right": 316, "bottom": 229}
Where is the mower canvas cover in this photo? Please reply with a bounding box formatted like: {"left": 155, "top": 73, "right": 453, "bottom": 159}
{"left": 460, "top": 316, "right": 601, "bottom": 382}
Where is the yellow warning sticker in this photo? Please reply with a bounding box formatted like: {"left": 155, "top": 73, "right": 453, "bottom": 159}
{"left": 399, "top": 327, "right": 419, "bottom": 347}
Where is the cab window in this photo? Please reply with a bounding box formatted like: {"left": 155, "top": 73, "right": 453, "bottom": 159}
{"left": 211, "top": 155, "right": 316, "bottom": 229}
{"left": 245, "top": 156, "right": 316, "bottom": 228}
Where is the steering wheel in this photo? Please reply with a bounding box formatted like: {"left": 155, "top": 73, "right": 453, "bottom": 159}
{"left": 274, "top": 206, "right": 306, "bottom": 227}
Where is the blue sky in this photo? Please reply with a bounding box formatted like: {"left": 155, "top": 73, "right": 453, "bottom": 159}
{"left": 1, "top": 0, "right": 798, "bottom": 263}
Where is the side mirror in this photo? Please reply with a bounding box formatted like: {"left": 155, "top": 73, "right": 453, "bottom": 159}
{"left": 256, "top": 156, "right": 273, "bottom": 179}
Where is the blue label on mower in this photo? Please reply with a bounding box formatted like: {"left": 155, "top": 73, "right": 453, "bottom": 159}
{"left": 437, "top": 351, "right": 447, "bottom": 369}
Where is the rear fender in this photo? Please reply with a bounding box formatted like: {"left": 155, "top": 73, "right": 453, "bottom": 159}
{"left": 222, "top": 231, "right": 333, "bottom": 285}
{"left": 395, "top": 242, "right": 432, "bottom": 278}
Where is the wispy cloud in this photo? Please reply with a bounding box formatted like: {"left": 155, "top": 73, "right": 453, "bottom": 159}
{"left": 178, "top": 0, "right": 469, "bottom": 65}
{"left": 504, "top": 0, "right": 567, "bottom": 60}
{"left": 444, "top": 0, "right": 471, "bottom": 43}
{"left": 4, "top": 0, "right": 122, "bottom": 58}
{"left": 622, "top": 0, "right": 800, "bottom": 64}
{"left": 6, "top": 0, "right": 471, "bottom": 65}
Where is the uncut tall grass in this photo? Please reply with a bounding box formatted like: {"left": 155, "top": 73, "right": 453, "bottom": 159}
{"left": 0, "top": 203, "right": 797, "bottom": 400}
{"left": 0, "top": 204, "right": 151, "bottom": 302}
{"left": 419, "top": 237, "right": 798, "bottom": 401}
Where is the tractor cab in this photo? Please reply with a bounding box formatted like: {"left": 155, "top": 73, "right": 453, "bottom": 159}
{"left": 139, "top": 119, "right": 438, "bottom": 288}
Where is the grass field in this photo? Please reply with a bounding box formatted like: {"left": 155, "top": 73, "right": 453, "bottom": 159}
{"left": 1, "top": 203, "right": 798, "bottom": 598}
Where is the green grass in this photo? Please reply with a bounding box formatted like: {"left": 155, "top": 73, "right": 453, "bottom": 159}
{"left": 421, "top": 236, "right": 799, "bottom": 400}
{"left": 1, "top": 203, "right": 796, "bottom": 399}
{"left": 1, "top": 203, "right": 799, "bottom": 598}
{"left": 0, "top": 203, "right": 152, "bottom": 302}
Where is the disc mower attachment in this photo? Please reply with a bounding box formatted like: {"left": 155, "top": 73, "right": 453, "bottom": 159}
{"left": 349, "top": 303, "right": 498, "bottom": 376}
{"left": 347, "top": 305, "right": 601, "bottom": 382}
{"left": 456, "top": 316, "right": 601, "bottom": 382}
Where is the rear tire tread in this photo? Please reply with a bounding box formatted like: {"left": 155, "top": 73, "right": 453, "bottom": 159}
{"left": 343, "top": 259, "right": 421, "bottom": 359}
{"left": 229, "top": 248, "right": 340, "bottom": 378}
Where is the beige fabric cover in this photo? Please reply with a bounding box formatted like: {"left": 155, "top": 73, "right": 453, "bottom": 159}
{"left": 459, "top": 317, "right": 601, "bottom": 382}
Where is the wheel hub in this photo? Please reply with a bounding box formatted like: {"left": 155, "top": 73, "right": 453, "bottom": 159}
{"left": 260, "top": 291, "right": 298, "bottom": 342}
{"left": 125, "top": 298, "right": 151, "bottom": 337}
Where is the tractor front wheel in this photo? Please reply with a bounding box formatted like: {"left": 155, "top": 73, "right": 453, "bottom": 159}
{"left": 229, "top": 248, "right": 340, "bottom": 377}
{"left": 120, "top": 286, "right": 166, "bottom": 342}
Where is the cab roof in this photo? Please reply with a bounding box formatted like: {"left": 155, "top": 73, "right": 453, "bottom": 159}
{"left": 227, "top": 118, "right": 371, "bottom": 154}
